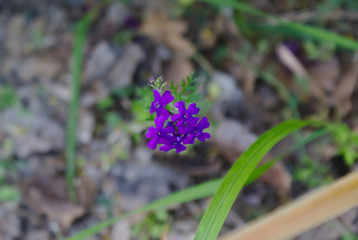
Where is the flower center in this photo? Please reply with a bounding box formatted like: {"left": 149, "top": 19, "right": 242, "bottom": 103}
{"left": 154, "top": 101, "right": 160, "bottom": 109}
{"left": 194, "top": 130, "right": 198, "bottom": 135}
{"left": 183, "top": 114, "right": 188, "bottom": 118}
{"left": 176, "top": 136, "right": 182, "bottom": 142}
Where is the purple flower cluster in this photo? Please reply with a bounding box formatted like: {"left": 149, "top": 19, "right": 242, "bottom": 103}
{"left": 146, "top": 89, "right": 210, "bottom": 153}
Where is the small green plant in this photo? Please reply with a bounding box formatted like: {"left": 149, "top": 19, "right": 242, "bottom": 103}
{"left": 131, "top": 210, "right": 169, "bottom": 240}
{"left": 66, "top": 10, "right": 95, "bottom": 202}
{"left": 329, "top": 123, "right": 358, "bottom": 166}
{"left": 0, "top": 158, "right": 20, "bottom": 202}
{"left": 294, "top": 155, "right": 331, "bottom": 188}
{"left": 0, "top": 86, "right": 18, "bottom": 111}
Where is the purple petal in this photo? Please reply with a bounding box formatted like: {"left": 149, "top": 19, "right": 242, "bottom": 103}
{"left": 197, "top": 117, "right": 210, "bottom": 131}
{"left": 147, "top": 137, "right": 159, "bottom": 149}
{"left": 160, "top": 91, "right": 174, "bottom": 106}
{"left": 187, "top": 103, "right": 200, "bottom": 115}
{"left": 174, "top": 101, "right": 185, "bottom": 110}
{"left": 153, "top": 89, "right": 160, "bottom": 101}
{"left": 178, "top": 126, "right": 192, "bottom": 135}
{"left": 154, "top": 116, "right": 166, "bottom": 129}
{"left": 163, "top": 125, "right": 175, "bottom": 133}
{"left": 174, "top": 101, "right": 186, "bottom": 114}
{"left": 150, "top": 102, "right": 156, "bottom": 114}
{"left": 171, "top": 113, "right": 181, "bottom": 122}
{"left": 186, "top": 117, "right": 199, "bottom": 127}
{"left": 158, "top": 108, "right": 170, "bottom": 118}
{"left": 183, "top": 135, "right": 195, "bottom": 144}
{"left": 145, "top": 126, "right": 156, "bottom": 139}
{"left": 198, "top": 132, "right": 211, "bottom": 141}
{"left": 175, "top": 144, "right": 187, "bottom": 153}
{"left": 159, "top": 144, "right": 173, "bottom": 152}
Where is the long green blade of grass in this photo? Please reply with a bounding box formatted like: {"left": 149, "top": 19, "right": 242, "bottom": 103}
{"left": 66, "top": 13, "right": 93, "bottom": 201}
{"left": 201, "top": 0, "right": 358, "bottom": 51}
{"left": 193, "top": 120, "right": 321, "bottom": 240}
{"left": 65, "top": 120, "right": 324, "bottom": 240}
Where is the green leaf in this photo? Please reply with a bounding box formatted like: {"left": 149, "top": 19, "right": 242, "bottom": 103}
{"left": 0, "top": 186, "right": 20, "bottom": 202}
{"left": 193, "top": 120, "right": 320, "bottom": 240}
{"left": 66, "top": 12, "right": 93, "bottom": 202}
{"left": 200, "top": 0, "right": 358, "bottom": 51}
{"left": 65, "top": 120, "right": 323, "bottom": 240}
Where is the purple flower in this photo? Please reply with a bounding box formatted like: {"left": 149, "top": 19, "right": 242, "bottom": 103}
{"left": 145, "top": 117, "right": 175, "bottom": 149}
{"left": 146, "top": 87, "right": 210, "bottom": 153}
{"left": 150, "top": 89, "right": 174, "bottom": 117}
{"left": 159, "top": 134, "right": 187, "bottom": 153}
{"left": 171, "top": 101, "right": 199, "bottom": 127}
{"left": 179, "top": 117, "right": 211, "bottom": 144}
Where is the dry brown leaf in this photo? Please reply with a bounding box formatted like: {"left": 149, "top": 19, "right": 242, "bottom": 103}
{"left": 276, "top": 44, "right": 327, "bottom": 102}
{"left": 221, "top": 171, "right": 358, "bottom": 240}
{"left": 307, "top": 57, "right": 340, "bottom": 95}
{"left": 260, "top": 162, "right": 292, "bottom": 201}
{"left": 277, "top": 44, "right": 308, "bottom": 77}
{"left": 332, "top": 52, "right": 358, "bottom": 116}
{"left": 164, "top": 58, "right": 194, "bottom": 86}
{"left": 28, "top": 191, "right": 85, "bottom": 231}
{"left": 141, "top": 12, "right": 195, "bottom": 57}
{"left": 26, "top": 172, "right": 85, "bottom": 230}
{"left": 4, "top": 56, "right": 61, "bottom": 82}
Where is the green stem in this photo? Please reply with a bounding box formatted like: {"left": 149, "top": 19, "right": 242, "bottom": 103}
{"left": 66, "top": 12, "right": 94, "bottom": 202}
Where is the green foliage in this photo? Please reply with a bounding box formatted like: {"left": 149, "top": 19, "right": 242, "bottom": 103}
{"left": 96, "top": 97, "right": 114, "bottom": 110}
{"left": 105, "top": 112, "right": 122, "bottom": 130}
{"left": 294, "top": 155, "right": 331, "bottom": 187}
{"left": 193, "top": 120, "right": 320, "bottom": 240}
{"left": 131, "top": 210, "right": 169, "bottom": 240}
{"left": 64, "top": 120, "right": 324, "bottom": 240}
{"left": 0, "top": 186, "right": 20, "bottom": 202}
{"left": 66, "top": 10, "right": 94, "bottom": 202}
{"left": 202, "top": 0, "right": 358, "bottom": 51}
{"left": 148, "top": 76, "right": 168, "bottom": 93}
{"left": 133, "top": 73, "right": 204, "bottom": 122}
{"left": 113, "top": 30, "right": 136, "bottom": 45}
{"left": 113, "top": 86, "right": 134, "bottom": 98}
{"left": 0, "top": 158, "right": 20, "bottom": 202}
{"left": 169, "top": 72, "right": 202, "bottom": 105}
{"left": 328, "top": 123, "right": 358, "bottom": 166}
{"left": 303, "top": 40, "right": 335, "bottom": 60}
{"left": 0, "top": 86, "right": 18, "bottom": 111}
{"left": 132, "top": 86, "right": 154, "bottom": 122}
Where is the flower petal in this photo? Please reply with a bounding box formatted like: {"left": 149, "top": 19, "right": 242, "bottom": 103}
{"left": 153, "top": 89, "right": 160, "bottom": 101}
{"left": 198, "top": 132, "right": 211, "bottom": 141}
{"left": 178, "top": 126, "right": 192, "bottom": 135}
{"left": 171, "top": 113, "right": 181, "bottom": 122}
{"left": 147, "top": 137, "right": 158, "bottom": 149}
{"left": 174, "top": 101, "right": 186, "bottom": 114}
{"left": 174, "top": 101, "right": 185, "bottom": 109}
{"left": 159, "top": 108, "right": 170, "bottom": 118}
{"left": 163, "top": 125, "right": 175, "bottom": 133}
{"left": 186, "top": 117, "right": 199, "bottom": 127}
{"left": 183, "top": 135, "right": 195, "bottom": 144}
{"left": 145, "top": 126, "right": 156, "bottom": 139}
{"left": 160, "top": 91, "right": 174, "bottom": 106}
{"left": 154, "top": 116, "right": 166, "bottom": 129}
{"left": 159, "top": 144, "right": 173, "bottom": 152}
{"left": 175, "top": 144, "right": 187, "bottom": 153}
{"left": 188, "top": 103, "right": 200, "bottom": 115}
{"left": 150, "top": 101, "right": 156, "bottom": 114}
{"left": 197, "top": 117, "right": 210, "bottom": 130}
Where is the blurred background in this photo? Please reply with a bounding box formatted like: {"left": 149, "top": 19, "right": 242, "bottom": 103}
{"left": 0, "top": 0, "right": 358, "bottom": 239}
